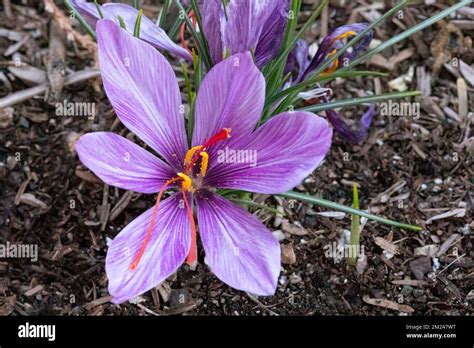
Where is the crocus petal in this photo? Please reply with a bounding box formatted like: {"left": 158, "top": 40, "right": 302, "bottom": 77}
{"left": 285, "top": 39, "right": 310, "bottom": 83}
{"left": 220, "top": 0, "right": 288, "bottom": 68}
{"left": 97, "top": 20, "right": 187, "bottom": 170}
{"left": 76, "top": 132, "right": 174, "bottom": 193}
{"left": 253, "top": 0, "right": 289, "bottom": 67}
{"left": 299, "top": 23, "right": 373, "bottom": 82}
{"left": 326, "top": 104, "right": 376, "bottom": 145}
{"left": 70, "top": 0, "right": 191, "bottom": 61}
{"left": 102, "top": 4, "right": 191, "bottom": 61}
{"left": 204, "top": 112, "right": 332, "bottom": 194}
{"left": 200, "top": 0, "right": 224, "bottom": 64}
{"left": 106, "top": 193, "right": 191, "bottom": 304}
{"left": 192, "top": 52, "right": 264, "bottom": 153}
{"left": 69, "top": 0, "right": 99, "bottom": 28}
{"left": 196, "top": 190, "right": 280, "bottom": 296}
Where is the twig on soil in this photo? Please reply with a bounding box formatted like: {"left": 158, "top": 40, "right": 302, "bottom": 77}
{"left": 247, "top": 294, "right": 279, "bottom": 316}
{"left": 0, "top": 69, "right": 100, "bottom": 109}
{"left": 110, "top": 191, "right": 135, "bottom": 221}
{"left": 99, "top": 184, "right": 111, "bottom": 232}
{"left": 47, "top": 19, "right": 67, "bottom": 100}
{"left": 362, "top": 295, "right": 414, "bottom": 313}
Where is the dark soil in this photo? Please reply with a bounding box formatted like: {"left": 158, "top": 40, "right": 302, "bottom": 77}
{"left": 0, "top": 0, "right": 473, "bottom": 316}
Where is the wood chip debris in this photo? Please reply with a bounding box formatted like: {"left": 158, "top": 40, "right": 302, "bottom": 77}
{"left": 84, "top": 296, "right": 112, "bottom": 310}
{"left": 24, "top": 285, "right": 44, "bottom": 297}
{"left": 436, "top": 233, "right": 461, "bottom": 257}
{"left": 281, "top": 220, "right": 309, "bottom": 236}
{"left": 391, "top": 279, "right": 430, "bottom": 287}
{"left": 362, "top": 295, "right": 415, "bottom": 313}
{"left": 456, "top": 77, "right": 468, "bottom": 121}
{"left": 374, "top": 237, "right": 399, "bottom": 255}
{"left": 414, "top": 244, "right": 439, "bottom": 258}
{"left": 19, "top": 193, "right": 48, "bottom": 210}
{"left": 459, "top": 60, "right": 474, "bottom": 86}
{"left": 281, "top": 244, "right": 296, "bottom": 265}
{"left": 426, "top": 208, "right": 466, "bottom": 224}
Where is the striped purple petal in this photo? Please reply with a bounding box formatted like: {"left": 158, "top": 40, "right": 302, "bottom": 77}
{"left": 204, "top": 111, "right": 332, "bottom": 194}
{"left": 196, "top": 190, "right": 280, "bottom": 296}
{"left": 76, "top": 132, "right": 175, "bottom": 194}
{"left": 200, "top": 0, "right": 289, "bottom": 67}
{"left": 97, "top": 20, "right": 188, "bottom": 170}
{"left": 326, "top": 104, "right": 376, "bottom": 144}
{"left": 69, "top": 0, "right": 191, "bottom": 61}
{"left": 106, "top": 193, "right": 191, "bottom": 304}
{"left": 192, "top": 52, "right": 265, "bottom": 155}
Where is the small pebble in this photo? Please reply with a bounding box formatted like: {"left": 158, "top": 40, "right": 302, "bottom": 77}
{"left": 272, "top": 230, "right": 285, "bottom": 241}
{"left": 278, "top": 275, "right": 287, "bottom": 285}
{"left": 434, "top": 178, "right": 443, "bottom": 185}
{"left": 460, "top": 224, "right": 470, "bottom": 235}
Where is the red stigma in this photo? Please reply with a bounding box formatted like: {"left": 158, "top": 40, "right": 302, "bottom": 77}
{"left": 184, "top": 128, "right": 231, "bottom": 174}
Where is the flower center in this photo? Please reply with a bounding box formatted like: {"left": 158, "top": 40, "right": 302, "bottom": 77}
{"left": 129, "top": 128, "right": 231, "bottom": 270}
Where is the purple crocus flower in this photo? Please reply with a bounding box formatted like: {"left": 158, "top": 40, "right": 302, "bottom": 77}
{"left": 69, "top": 0, "right": 192, "bottom": 61}
{"left": 75, "top": 19, "right": 332, "bottom": 303}
{"left": 286, "top": 23, "right": 375, "bottom": 144}
{"left": 297, "top": 23, "right": 374, "bottom": 82}
{"left": 200, "top": 0, "right": 290, "bottom": 67}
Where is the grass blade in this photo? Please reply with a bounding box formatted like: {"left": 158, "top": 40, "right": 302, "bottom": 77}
{"left": 279, "top": 191, "right": 422, "bottom": 231}
{"left": 133, "top": 9, "right": 143, "bottom": 38}
{"left": 265, "top": 0, "right": 328, "bottom": 97}
{"left": 348, "top": 183, "right": 360, "bottom": 266}
{"left": 309, "top": 0, "right": 409, "bottom": 80}
{"left": 228, "top": 198, "right": 282, "bottom": 215}
{"left": 64, "top": 0, "right": 96, "bottom": 40}
{"left": 266, "top": 70, "right": 388, "bottom": 107}
{"left": 345, "top": 0, "right": 473, "bottom": 70}
{"left": 173, "top": 0, "right": 212, "bottom": 70}
{"left": 158, "top": 0, "right": 171, "bottom": 26}
{"left": 297, "top": 90, "right": 421, "bottom": 113}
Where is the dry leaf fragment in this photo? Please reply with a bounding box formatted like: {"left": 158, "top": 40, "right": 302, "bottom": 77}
{"left": 374, "top": 237, "right": 399, "bottom": 255}
{"left": 281, "top": 220, "right": 309, "bottom": 236}
{"left": 363, "top": 295, "right": 414, "bottom": 313}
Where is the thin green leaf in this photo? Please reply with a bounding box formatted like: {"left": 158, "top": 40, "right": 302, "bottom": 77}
{"left": 94, "top": 0, "right": 103, "bottom": 19}
{"left": 297, "top": 90, "right": 421, "bottom": 113}
{"left": 133, "top": 9, "right": 143, "bottom": 38}
{"left": 265, "top": 0, "right": 328, "bottom": 97}
{"left": 118, "top": 15, "right": 127, "bottom": 30}
{"left": 190, "top": 0, "right": 212, "bottom": 67}
{"left": 309, "top": 0, "right": 409, "bottom": 80}
{"left": 64, "top": 0, "right": 96, "bottom": 41}
{"left": 266, "top": 70, "right": 388, "bottom": 107}
{"left": 228, "top": 198, "right": 282, "bottom": 215}
{"left": 174, "top": 0, "right": 212, "bottom": 70}
{"left": 279, "top": 191, "right": 422, "bottom": 231}
{"left": 345, "top": 0, "right": 473, "bottom": 70}
{"left": 158, "top": 0, "right": 170, "bottom": 26}
{"left": 187, "top": 92, "right": 196, "bottom": 146}
{"left": 168, "top": 9, "right": 185, "bottom": 40}
{"left": 348, "top": 183, "right": 360, "bottom": 266}
{"left": 192, "top": 49, "right": 202, "bottom": 91}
